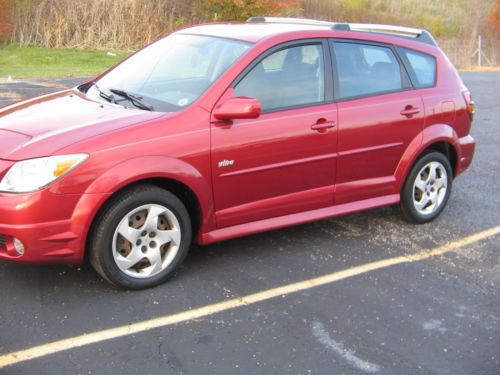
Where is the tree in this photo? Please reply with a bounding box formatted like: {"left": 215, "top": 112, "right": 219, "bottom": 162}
{"left": 0, "top": 0, "right": 14, "bottom": 41}
{"left": 199, "top": 0, "right": 300, "bottom": 22}
{"left": 490, "top": 0, "right": 500, "bottom": 37}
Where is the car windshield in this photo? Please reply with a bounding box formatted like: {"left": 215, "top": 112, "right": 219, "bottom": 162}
{"left": 85, "top": 34, "right": 252, "bottom": 112}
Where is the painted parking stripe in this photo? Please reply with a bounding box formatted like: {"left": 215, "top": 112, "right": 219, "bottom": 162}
{"left": 312, "top": 320, "right": 381, "bottom": 373}
{"left": 1, "top": 225, "right": 499, "bottom": 369}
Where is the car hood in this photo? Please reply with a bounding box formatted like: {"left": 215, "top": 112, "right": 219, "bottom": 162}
{"left": 0, "top": 129, "right": 32, "bottom": 158}
{"left": 0, "top": 89, "right": 163, "bottom": 160}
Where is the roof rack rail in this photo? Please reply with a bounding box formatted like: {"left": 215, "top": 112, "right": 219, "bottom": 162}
{"left": 247, "top": 17, "right": 335, "bottom": 27}
{"left": 246, "top": 17, "right": 437, "bottom": 46}
{"left": 333, "top": 23, "right": 437, "bottom": 45}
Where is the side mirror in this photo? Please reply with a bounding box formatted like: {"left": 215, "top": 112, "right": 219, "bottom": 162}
{"left": 213, "top": 97, "right": 261, "bottom": 121}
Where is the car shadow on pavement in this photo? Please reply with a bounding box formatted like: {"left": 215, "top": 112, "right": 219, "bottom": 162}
{"left": 1, "top": 206, "right": 413, "bottom": 294}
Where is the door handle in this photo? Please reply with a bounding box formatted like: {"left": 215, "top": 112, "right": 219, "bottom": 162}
{"left": 311, "top": 120, "right": 336, "bottom": 132}
{"left": 400, "top": 106, "right": 421, "bottom": 117}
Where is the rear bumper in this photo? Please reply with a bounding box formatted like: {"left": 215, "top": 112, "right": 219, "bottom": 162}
{"left": 0, "top": 190, "right": 110, "bottom": 264}
{"left": 456, "top": 134, "right": 476, "bottom": 176}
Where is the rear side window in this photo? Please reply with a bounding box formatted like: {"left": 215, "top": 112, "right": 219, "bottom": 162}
{"left": 398, "top": 48, "right": 436, "bottom": 88}
{"left": 333, "top": 42, "right": 403, "bottom": 99}
{"left": 234, "top": 44, "right": 325, "bottom": 112}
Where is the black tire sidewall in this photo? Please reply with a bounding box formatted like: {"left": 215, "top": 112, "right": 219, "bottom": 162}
{"left": 92, "top": 186, "right": 192, "bottom": 290}
{"left": 401, "top": 151, "right": 453, "bottom": 223}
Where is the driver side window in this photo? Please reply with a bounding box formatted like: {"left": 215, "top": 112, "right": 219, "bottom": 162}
{"left": 234, "top": 44, "right": 325, "bottom": 112}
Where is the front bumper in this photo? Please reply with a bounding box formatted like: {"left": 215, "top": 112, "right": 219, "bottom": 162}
{"left": 0, "top": 189, "right": 110, "bottom": 264}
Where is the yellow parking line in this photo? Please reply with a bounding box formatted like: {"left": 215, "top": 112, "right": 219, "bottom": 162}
{"left": 1, "top": 225, "right": 499, "bottom": 369}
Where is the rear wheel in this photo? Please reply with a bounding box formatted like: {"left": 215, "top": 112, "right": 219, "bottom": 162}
{"left": 90, "top": 185, "right": 192, "bottom": 289}
{"left": 399, "top": 151, "right": 453, "bottom": 223}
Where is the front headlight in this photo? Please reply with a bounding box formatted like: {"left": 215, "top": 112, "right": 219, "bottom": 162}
{"left": 0, "top": 154, "right": 88, "bottom": 193}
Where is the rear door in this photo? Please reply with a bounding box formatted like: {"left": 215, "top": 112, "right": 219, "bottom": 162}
{"left": 211, "top": 40, "right": 338, "bottom": 228}
{"left": 330, "top": 40, "right": 424, "bottom": 204}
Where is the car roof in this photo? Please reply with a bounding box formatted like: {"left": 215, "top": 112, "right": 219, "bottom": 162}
{"left": 176, "top": 22, "right": 331, "bottom": 43}
{"left": 175, "top": 19, "right": 438, "bottom": 49}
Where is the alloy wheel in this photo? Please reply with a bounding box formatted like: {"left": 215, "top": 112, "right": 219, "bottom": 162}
{"left": 412, "top": 161, "right": 448, "bottom": 216}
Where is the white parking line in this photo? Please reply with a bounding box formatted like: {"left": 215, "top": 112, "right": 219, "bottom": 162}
{"left": 1, "top": 225, "right": 499, "bottom": 369}
{"left": 312, "top": 321, "right": 381, "bottom": 373}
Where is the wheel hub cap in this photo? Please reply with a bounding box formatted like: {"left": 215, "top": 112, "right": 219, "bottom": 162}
{"left": 112, "top": 204, "right": 181, "bottom": 279}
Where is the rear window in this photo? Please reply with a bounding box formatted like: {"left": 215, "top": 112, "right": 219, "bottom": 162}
{"left": 398, "top": 48, "right": 436, "bottom": 88}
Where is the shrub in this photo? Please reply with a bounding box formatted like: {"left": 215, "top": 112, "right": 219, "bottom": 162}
{"left": 11, "top": 0, "right": 197, "bottom": 50}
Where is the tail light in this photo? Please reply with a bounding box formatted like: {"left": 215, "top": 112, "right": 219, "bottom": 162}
{"left": 463, "top": 91, "right": 475, "bottom": 117}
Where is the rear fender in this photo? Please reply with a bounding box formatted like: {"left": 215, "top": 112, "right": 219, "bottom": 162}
{"left": 394, "top": 124, "right": 459, "bottom": 192}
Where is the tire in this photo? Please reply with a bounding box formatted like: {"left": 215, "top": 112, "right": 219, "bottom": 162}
{"left": 89, "top": 184, "right": 192, "bottom": 290}
{"left": 398, "top": 151, "right": 453, "bottom": 224}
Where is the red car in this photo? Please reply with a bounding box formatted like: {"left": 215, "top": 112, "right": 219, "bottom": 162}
{"left": 0, "top": 18, "right": 475, "bottom": 289}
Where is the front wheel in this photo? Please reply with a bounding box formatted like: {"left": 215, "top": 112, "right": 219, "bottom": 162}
{"left": 399, "top": 151, "right": 453, "bottom": 223}
{"left": 89, "top": 185, "right": 192, "bottom": 289}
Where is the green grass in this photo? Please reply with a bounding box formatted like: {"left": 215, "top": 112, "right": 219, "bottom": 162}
{"left": 0, "top": 46, "right": 131, "bottom": 79}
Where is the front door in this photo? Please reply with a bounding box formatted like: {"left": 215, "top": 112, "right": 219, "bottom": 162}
{"left": 211, "top": 41, "right": 338, "bottom": 228}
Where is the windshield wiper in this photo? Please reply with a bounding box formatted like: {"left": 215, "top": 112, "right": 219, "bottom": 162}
{"left": 91, "top": 82, "right": 116, "bottom": 104}
{"left": 109, "top": 89, "right": 154, "bottom": 111}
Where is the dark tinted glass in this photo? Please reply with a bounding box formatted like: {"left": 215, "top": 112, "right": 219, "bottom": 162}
{"left": 334, "top": 42, "right": 403, "bottom": 99}
{"left": 234, "top": 44, "right": 325, "bottom": 111}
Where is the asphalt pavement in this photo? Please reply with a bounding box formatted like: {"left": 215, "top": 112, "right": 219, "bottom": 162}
{"left": 0, "top": 72, "right": 499, "bottom": 375}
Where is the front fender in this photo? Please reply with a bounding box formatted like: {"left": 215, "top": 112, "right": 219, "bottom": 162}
{"left": 82, "top": 155, "right": 215, "bottom": 236}
{"left": 394, "top": 124, "right": 459, "bottom": 192}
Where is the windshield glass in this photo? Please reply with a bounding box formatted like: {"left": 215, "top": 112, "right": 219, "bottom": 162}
{"left": 85, "top": 34, "right": 252, "bottom": 112}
